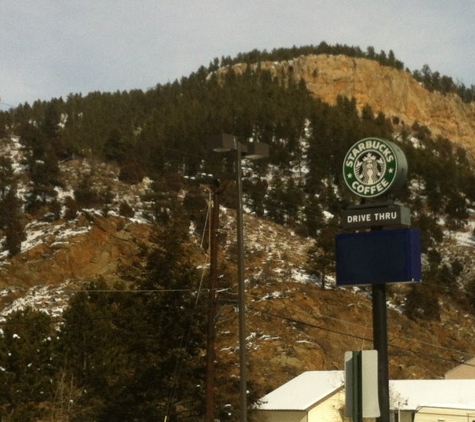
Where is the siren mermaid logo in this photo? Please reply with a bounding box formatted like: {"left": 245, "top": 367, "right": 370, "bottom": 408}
{"left": 356, "top": 152, "right": 386, "bottom": 185}
{"left": 343, "top": 138, "right": 403, "bottom": 198}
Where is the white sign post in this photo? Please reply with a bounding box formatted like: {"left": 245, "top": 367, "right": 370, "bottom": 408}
{"left": 345, "top": 350, "right": 381, "bottom": 421}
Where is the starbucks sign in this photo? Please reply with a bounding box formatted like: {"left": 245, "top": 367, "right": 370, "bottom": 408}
{"left": 343, "top": 138, "right": 408, "bottom": 198}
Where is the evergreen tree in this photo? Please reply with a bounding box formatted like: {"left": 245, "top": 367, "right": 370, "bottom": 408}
{"left": 0, "top": 185, "right": 25, "bottom": 256}
{"left": 0, "top": 156, "right": 14, "bottom": 198}
{"left": 26, "top": 150, "right": 60, "bottom": 212}
{"left": 120, "top": 222, "right": 207, "bottom": 421}
{"left": 64, "top": 196, "right": 79, "bottom": 220}
{"left": 58, "top": 221, "right": 207, "bottom": 421}
{"left": 404, "top": 283, "right": 441, "bottom": 321}
{"left": 103, "top": 128, "right": 128, "bottom": 164}
{"left": 306, "top": 221, "right": 337, "bottom": 289}
{"left": 58, "top": 281, "right": 132, "bottom": 420}
{"left": 445, "top": 193, "right": 469, "bottom": 229}
{"left": 74, "top": 175, "right": 103, "bottom": 209}
{"left": 118, "top": 160, "right": 145, "bottom": 184}
{"left": 0, "top": 309, "right": 57, "bottom": 420}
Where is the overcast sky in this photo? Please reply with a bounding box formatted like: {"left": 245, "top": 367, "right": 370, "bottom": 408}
{"left": 1, "top": 1, "right": 473, "bottom": 109}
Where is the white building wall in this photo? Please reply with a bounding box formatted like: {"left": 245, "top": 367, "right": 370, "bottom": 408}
{"left": 414, "top": 406, "right": 475, "bottom": 422}
{"left": 254, "top": 410, "right": 307, "bottom": 422}
{"left": 395, "top": 410, "right": 413, "bottom": 422}
{"left": 308, "top": 389, "right": 346, "bottom": 422}
{"left": 254, "top": 390, "right": 347, "bottom": 422}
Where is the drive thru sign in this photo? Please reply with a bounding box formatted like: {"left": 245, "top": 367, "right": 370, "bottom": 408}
{"left": 342, "top": 203, "right": 410, "bottom": 230}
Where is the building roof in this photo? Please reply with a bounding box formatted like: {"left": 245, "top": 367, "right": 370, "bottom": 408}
{"left": 257, "top": 370, "right": 344, "bottom": 411}
{"left": 256, "top": 371, "right": 475, "bottom": 412}
{"left": 416, "top": 403, "right": 475, "bottom": 411}
{"left": 390, "top": 379, "right": 475, "bottom": 411}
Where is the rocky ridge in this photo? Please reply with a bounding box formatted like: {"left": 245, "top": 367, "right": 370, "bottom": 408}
{"left": 223, "top": 54, "right": 475, "bottom": 155}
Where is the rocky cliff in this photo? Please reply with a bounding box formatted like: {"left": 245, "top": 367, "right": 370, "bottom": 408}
{"left": 224, "top": 54, "right": 475, "bottom": 155}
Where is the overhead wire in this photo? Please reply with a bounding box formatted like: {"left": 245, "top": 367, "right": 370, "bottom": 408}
{"left": 60, "top": 273, "right": 475, "bottom": 362}
{"left": 1, "top": 281, "right": 474, "bottom": 376}
{"left": 76, "top": 286, "right": 472, "bottom": 370}
{"left": 248, "top": 305, "right": 475, "bottom": 369}
{"left": 0, "top": 100, "right": 16, "bottom": 110}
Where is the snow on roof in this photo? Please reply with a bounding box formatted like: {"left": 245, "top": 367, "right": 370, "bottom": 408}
{"left": 256, "top": 370, "right": 344, "bottom": 411}
{"left": 390, "top": 379, "right": 475, "bottom": 411}
{"left": 257, "top": 371, "right": 475, "bottom": 412}
{"left": 416, "top": 403, "right": 475, "bottom": 411}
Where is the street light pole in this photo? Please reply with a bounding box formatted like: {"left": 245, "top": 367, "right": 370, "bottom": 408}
{"left": 234, "top": 139, "right": 248, "bottom": 422}
{"left": 207, "top": 134, "right": 268, "bottom": 422}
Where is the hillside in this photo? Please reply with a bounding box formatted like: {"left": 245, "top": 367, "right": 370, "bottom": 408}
{"left": 1, "top": 50, "right": 475, "bottom": 419}
{"left": 1, "top": 136, "right": 475, "bottom": 392}
{"left": 1, "top": 149, "right": 475, "bottom": 403}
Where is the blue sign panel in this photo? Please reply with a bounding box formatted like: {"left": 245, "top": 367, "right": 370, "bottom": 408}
{"left": 336, "top": 228, "right": 421, "bottom": 286}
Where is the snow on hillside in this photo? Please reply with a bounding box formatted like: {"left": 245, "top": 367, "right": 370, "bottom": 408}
{"left": 2, "top": 136, "right": 27, "bottom": 175}
{"left": 0, "top": 282, "right": 72, "bottom": 325}
{"left": 1, "top": 132, "right": 475, "bottom": 334}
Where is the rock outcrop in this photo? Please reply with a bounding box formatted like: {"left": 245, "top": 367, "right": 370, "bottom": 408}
{"left": 0, "top": 215, "right": 151, "bottom": 289}
{"left": 224, "top": 54, "right": 475, "bottom": 155}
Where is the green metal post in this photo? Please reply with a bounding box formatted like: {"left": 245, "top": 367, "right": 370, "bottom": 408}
{"left": 352, "top": 351, "right": 363, "bottom": 422}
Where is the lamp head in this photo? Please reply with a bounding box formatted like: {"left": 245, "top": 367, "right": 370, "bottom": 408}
{"left": 244, "top": 142, "right": 269, "bottom": 159}
{"left": 207, "top": 133, "right": 236, "bottom": 152}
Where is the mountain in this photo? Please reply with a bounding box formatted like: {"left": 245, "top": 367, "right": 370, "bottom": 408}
{"left": 1, "top": 48, "right": 475, "bottom": 419}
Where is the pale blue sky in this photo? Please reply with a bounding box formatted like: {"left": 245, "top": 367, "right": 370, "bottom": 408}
{"left": 1, "top": 1, "right": 473, "bottom": 108}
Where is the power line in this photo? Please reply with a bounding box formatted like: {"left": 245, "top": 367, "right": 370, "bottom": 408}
{"left": 0, "top": 100, "right": 16, "bottom": 110}
{"left": 1, "top": 284, "right": 474, "bottom": 373}
{"left": 251, "top": 306, "right": 475, "bottom": 369}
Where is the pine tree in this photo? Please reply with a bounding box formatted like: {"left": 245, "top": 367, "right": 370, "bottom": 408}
{"left": 0, "top": 185, "right": 25, "bottom": 256}
{"left": 58, "top": 280, "right": 132, "bottom": 419}
{"left": 58, "top": 221, "right": 208, "bottom": 421}
{"left": 306, "top": 221, "right": 337, "bottom": 289}
{"left": 404, "top": 283, "right": 441, "bottom": 321}
{"left": 0, "top": 156, "right": 14, "bottom": 198}
{"left": 0, "top": 309, "right": 57, "bottom": 419}
{"left": 118, "top": 222, "right": 207, "bottom": 421}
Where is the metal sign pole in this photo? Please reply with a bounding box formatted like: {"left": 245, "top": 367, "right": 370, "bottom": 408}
{"left": 372, "top": 283, "right": 390, "bottom": 422}
{"left": 371, "top": 219, "right": 390, "bottom": 422}
{"left": 352, "top": 351, "right": 363, "bottom": 422}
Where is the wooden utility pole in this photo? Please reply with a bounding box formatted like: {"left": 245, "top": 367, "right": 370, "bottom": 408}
{"left": 205, "top": 182, "right": 220, "bottom": 422}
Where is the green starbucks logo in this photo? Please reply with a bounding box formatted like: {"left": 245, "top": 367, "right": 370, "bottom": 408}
{"left": 343, "top": 138, "right": 407, "bottom": 198}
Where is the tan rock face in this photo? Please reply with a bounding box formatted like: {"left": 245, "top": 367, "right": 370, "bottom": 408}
{"left": 225, "top": 54, "right": 475, "bottom": 154}
{"left": 0, "top": 216, "right": 151, "bottom": 288}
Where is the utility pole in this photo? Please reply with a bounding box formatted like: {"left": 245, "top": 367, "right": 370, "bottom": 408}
{"left": 205, "top": 181, "right": 220, "bottom": 422}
